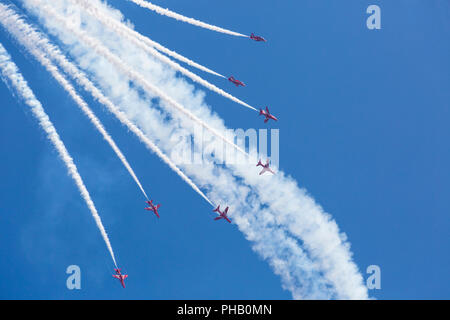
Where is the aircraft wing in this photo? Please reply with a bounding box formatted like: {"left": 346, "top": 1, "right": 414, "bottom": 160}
{"left": 214, "top": 216, "right": 222, "bottom": 220}
{"left": 112, "top": 275, "right": 120, "bottom": 279}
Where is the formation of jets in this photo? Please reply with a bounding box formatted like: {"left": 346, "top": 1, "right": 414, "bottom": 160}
{"left": 226, "top": 33, "right": 278, "bottom": 125}
{"left": 113, "top": 32, "right": 275, "bottom": 288}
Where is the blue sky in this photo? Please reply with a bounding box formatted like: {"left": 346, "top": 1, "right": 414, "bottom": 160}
{"left": 0, "top": 0, "right": 449, "bottom": 299}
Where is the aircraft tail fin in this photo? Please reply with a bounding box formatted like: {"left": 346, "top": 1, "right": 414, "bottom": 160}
{"left": 257, "top": 159, "right": 262, "bottom": 166}
{"left": 213, "top": 205, "right": 220, "bottom": 212}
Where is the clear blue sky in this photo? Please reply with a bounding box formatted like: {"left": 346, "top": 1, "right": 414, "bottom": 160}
{"left": 0, "top": 0, "right": 449, "bottom": 299}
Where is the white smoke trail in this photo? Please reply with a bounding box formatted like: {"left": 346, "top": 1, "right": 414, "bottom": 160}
{"left": 0, "top": 41, "right": 118, "bottom": 267}
{"left": 0, "top": 4, "right": 214, "bottom": 207}
{"left": 81, "top": 1, "right": 225, "bottom": 77}
{"left": 72, "top": 0, "right": 258, "bottom": 113}
{"left": 23, "top": 0, "right": 369, "bottom": 299}
{"left": 77, "top": 0, "right": 226, "bottom": 77}
{"left": 128, "top": 0, "right": 248, "bottom": 38}
{"left": 0, "top": 4, "right": 150, "bottom": 201}
{"left": 28, "top": 0, "right": 248, "bottom": 158}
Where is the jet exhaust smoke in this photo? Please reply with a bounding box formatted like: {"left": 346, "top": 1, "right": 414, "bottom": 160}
{"left": 128, "top": 0, "right": 248, "bottom": 38}
{"left": 0, "top": 4, "right": 213, "bottom": 208}
{"left": 77, "top": 0, "right": 225, "bottom": 77}
{"left": 29, "top": 1, "right": 248, "bottom": 159}
{"left": 0, "top": 4, "right": 150, "bottom": 203}
{"left": 0, "top": 41, "right": 119, "bottom": 268}
{"left": 72, "top": 0, "right": 257, "bottom": 112}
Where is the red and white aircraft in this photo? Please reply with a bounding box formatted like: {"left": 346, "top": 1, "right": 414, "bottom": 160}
{"left": 250, "top": 33, "right": 267, "bottom": 42}
{"left": 228, "top": 76, "right": 245, "bottom": 87}
{"left": 257, "top": 159, "right": 275, "bottom": 175}
{"left": 213, "top": 205, "right": 231, "bottom": 223}
{"left": 112, "top": 268, "right": 128, "bottom": 288}
{"left": 259, "top": 106, "right": 278, "bottom": 123}
{"left": 145, "top": 200, "right": 161, "bottom": 218}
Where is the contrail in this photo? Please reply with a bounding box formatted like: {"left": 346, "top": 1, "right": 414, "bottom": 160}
{"left": 30, "top": 1, "right": 248, "bottom": 158}
{"left": 80, "top": 0, "right": 226, "bottom": 78}
{"left": 127, "top": 0, "right": 248, "bottom": 38}
{"left": 0, "top": 41, "right": 118, "bottom": 267}
{"left": 95, "top": 2, "right": 226, "bottom": 77}
{"left": 74, "top": 0, "right": 226, "bottom": 78}
{"left": 0, "top": 3, "right": 149, "bottom": 202}
{"left": 72, "top": 0, "right": 257, "bottom": 112}
{"left": 0, "top": 5, "right": 214, "bottom": 207}
{"left": 32, "top": 47, "right": 149, "bottom": 201}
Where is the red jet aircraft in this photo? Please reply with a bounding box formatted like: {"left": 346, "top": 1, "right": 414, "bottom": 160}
{"left": 213, "top": 205, "right": 231, "bottom": 223}
{"left": 112, "top": 268, "right": 128, "bottom": 288}
{"left": 228, "top": 76, "right": 245, "bottom": 87}
{"left": 145, "top": 200, "right": 161, "bottom": 218}
{"left": 257, "top": 159, "right": 275, "bottom": 175}
{"left": 259, "top": 106, "right": 278, "bottom": 123}
{"left": 250, "top": 33, "right": 267, "bottom": 42}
